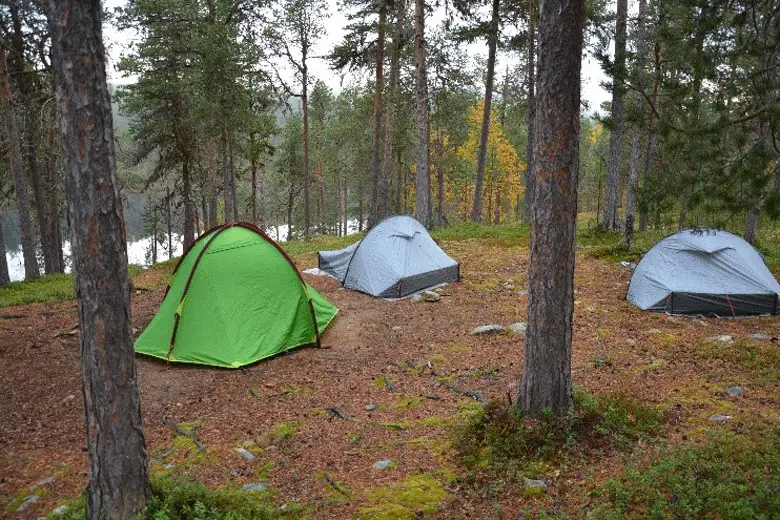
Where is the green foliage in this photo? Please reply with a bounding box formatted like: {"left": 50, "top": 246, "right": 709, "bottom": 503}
{"left": 430, "top": 221, "right": 530, "bottom": 247}
{"left": 591, "top": 430, "right": 780, "bottom": 519}
{"left": 359, "top": 474, "right": 448, "bottom": 520}
{"left": 452, "top": 389, "right": 664, "bottom": 480}
{"left": 695, "top": 338, "right": 780, "bottom": 386}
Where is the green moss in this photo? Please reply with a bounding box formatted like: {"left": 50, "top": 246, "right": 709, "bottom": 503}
{"left": 695, "top": 339, "right": 780, "bottom": 385}
{"left": 373, "top": 376, "right": 395, "bottom": 389}
{"left": 394, "top": 395, "right": 425, "bottom": 409}
{"left": 257, "top": 420, "right": 306, "bottom": 447}
{"left": 448, "top": 343, "right": 472, "bottom": 353}
{"left": 359, "top": 474, "right": 448, "bottom": 520}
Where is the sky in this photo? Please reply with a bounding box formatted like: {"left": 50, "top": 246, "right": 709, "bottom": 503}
{"left": 102, "top": 0, "right": 612, "bottom": 115}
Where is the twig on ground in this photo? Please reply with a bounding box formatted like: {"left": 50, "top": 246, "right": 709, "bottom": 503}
{"left": 326, "top": 407, "right": 406, "bottom": 430}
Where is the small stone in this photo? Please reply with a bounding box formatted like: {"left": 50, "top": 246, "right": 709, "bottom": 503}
{"left": 364, "top": 403, "right": 378, "bottom": 411}
{"left": 626, "top": 339, "right": 636, "bottom": 346}
{"left": 235, "top": 447, "right": 255, "bottom": 461}
{"left": 648, "top": 328, "right": 662, "bottom": 334}
{"left": 709, "top": 414, "right": 732, "bottom": 422}
{"left": 665, "top": 316, "right": 678, "bottom": 323}
{"left": 516, "top": 289, "right": 529, "bottom": 296}
{"left": 391, "top": 326, "right": 402, "bottom": 331}
{"left": 751, "top": 333, "right": 771, "bottom": 341}
{"left": 373, "top": 459, "right": 394, "bottom": 470}
{"left": 710, "top": 335, "right": 734, "bottom": 343}
{"left": 62, "top": 395, "right": 76, "bottom": 404}
{"left": 35, "top": 476, "right": 56, "bottom": 487}
{"left": 523, "top": 477, "right": 548, "bottom": 491}
{"left": 507, "top": 322, "right": 527, "bottom": 334}
{"left": 242, "top": 482, "right": 268, "bottom": 492}
{"left": 52, "top": 505, "right": 68, "bottom": 516}
{"left": 471, "top": 324, "right": 505, "bottom": 335}
{"left": 502, "top": 283, "right": 515, "bottom": 290}
{"left": 410, "top": 294, "right": 422, "bottom": 303}
{"left": 16, "top": 495, "right": 39, "bottom": 512}
{"left": 726, "top": 386, "right": 744, "bottom": 398}
{"left": 132, "top": 327, "right": 139, "bottom": 335}
{"left": 163, "top": 463, "right": 175, "bottom": 469}
{"left": 593, "top": 356, "right": 606, "bottom": 368}
{"left": 422, "top": 291, "right": 441, "bottom": 302}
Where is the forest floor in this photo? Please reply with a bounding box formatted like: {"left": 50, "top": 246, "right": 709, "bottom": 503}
{"left": 1, "top": 225, "right": 779, "bottom": 519}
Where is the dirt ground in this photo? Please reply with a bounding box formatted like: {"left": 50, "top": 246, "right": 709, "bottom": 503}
{"left": 1, "top": 239, "right": 778, "bottom": 519}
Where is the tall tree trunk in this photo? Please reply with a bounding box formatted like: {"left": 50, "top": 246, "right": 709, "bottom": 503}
{"left": 166, "top": 189, "right": 173, "bottom": 260}
{"left": 201, "top": 195, "right": 208, "bottom": 232}
{"left": 287, "top": 182, "right": 294, "bottom": 239}
{"left": 315, "top": 110, "right": 325, "bottom": 229}
{"left": 744, "top": 201, "right": 759, "bottom": 244}
{"left": 221, "top": 132, "right": 233, "bottom": 223}
{"left": 436, "top": 128, "right": 445, "bottom": 225}
{"left": 524, "top": 0, "right": 536, "bottom": 223}
{"left": 250, "top": 132, "right": 258, "bottom": 225}
{"left": 358, "top": 183, "right": 364, "bottom": 231}
{"left": 381, "top": 0, "right": 404, "bottom": 223}
{"left": 622, "top": 0, "right": 648, "bottom": 247}
{"left": 182, "top": 157, "right": 194, "bottom": 250}
{"left": 639, "top": 41, "right": 662, "bottom": 232}
{"left": 229, "top": 140, "right": 237, "bottom": 222}
{"left": 601, "top": 0, "right": 627, "bottom": 230}
{"left": 0, "top": 215, "right": 10, "bottom": 286}
{"left": 48, "top": 1, "right": 152, "bottom": 518}
{"left": 369, "top": 5, "right": 386, "bottom": 228}
{"left": 341, "top": 174, "right": 348, "bottom": 235}
{"left": 0, "top": 47, "right": 39, "bottom": 280}
{"left": 470, "top": 0, "right": 500, "bottom": 223}
{"left": 519, "top": 0, "right": 583, "bottom": 416}
{"left": 302, "top": 59, "right": 311, "bottom": 237}
{"left": 395, "top": 148, "right": 403, "bottom": 213}
{"left": 414, "top": 0, "right": 431, "bottom": 227}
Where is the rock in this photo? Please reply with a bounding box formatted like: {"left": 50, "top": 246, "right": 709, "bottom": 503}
{"left": 471, "top": 324, "right": 505, "bottom": 335}
{"left": 235, "top": 447, "right": 255, "bottom": 461}
{"left": 619, "top": 261, "right": 637, "bottom": 270}
{"left": 502, "top": 283, "right": 515, "bottom": 290}
{"left": 364, "top": 403, "right": 378, "bottom": 411}
{"left": 516, "top": 289, "right": 529, "bottom": 296}
{"left": 648, "top": 328, "right": 662, "bottom": 334}
{"left": 626, "top": 339, "right": 636, "bottom": 346}
{"left": 507, "top": 322, "right": 527, "bottom": 334}
{"left": 665, "top": 316, "right": 678, "bottom": 323}
{"left": 242, "top": 482, "right": 269, "bottom": 492}
{"left": 410, "top": 294, "right": 422, "bottom": 303}
{"left": 593, "top": 356, "right": 606, "bottom": 368}
{"left": 62, "top": 394, "right": 76, "bottom": 404}
{"left": 422, "top": 291, "right": 441, "bottom": 302}
{"left": 523, "top": 477, "right": 548, "bottom": 492}
{"left": 710, "top": 335, "right": 734, "bottom": 343}
{"left": 726, "top": 386, "right": 744, "bottom": 398}
{"left": 751, "top": 333, "right": 771, "bottom": 341}
{"left": 709, "top": 414, "right": 732, "bottom": 422}
{"left": 35, "top": 476, "right": 56, "bottom": 487}
{"left": 373, "top": 459, "right": 394, "bottom": 470}
{"left": 52, "top": 505, "right": 68, "bottom": 516}
{"left": 16, "top": 495, "right": 39, "bottom": 512}
{"left": 163, "top": 463, "right": 175, "bottom": 469}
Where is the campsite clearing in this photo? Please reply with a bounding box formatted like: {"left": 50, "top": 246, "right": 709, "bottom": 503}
{"left": 1, "top": 232, "right": 778, "bottom": 518}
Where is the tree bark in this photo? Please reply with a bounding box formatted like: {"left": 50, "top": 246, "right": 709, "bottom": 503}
{"left": 523, "top": 0, "right": 536, "bottom": 222}
{"left": 414, "top": 0, "right": 431, "bottom": 227}
{"left": 0, "top": 46, "right": 39, "bottom": 280}
{"left": 601, "top": 0, "right": 627, "bottom": 230}
{"left": 519, "top": 0, "right": 583, "bottom": 416}
{"left": 744, "top": 201, "right": 758, "bottom": 244}
{"left": 622, "top": 0, "right": 648, "bottom": 247}
{"left": 639, "top": 41, "right": 662, "bottom": 232}
{"left": 369, "top": 4, "right": 386, "bottom": 228}
{"left": 250, "top": 132, "right": 258, "bottom": 225}
{"left": 182, "top": 156, "right": 194, "bottom": 250}
{"left": 302, "top": 59, "right": 311, "bottom": 237}
{"left": 47, "top": 1, "right": 152, "bottom": 518}
{"left": 221, "top": 131, "right": 233, "bottom": 223}
{"left": 470, "top": 0, "right": 500, "bottom": 223}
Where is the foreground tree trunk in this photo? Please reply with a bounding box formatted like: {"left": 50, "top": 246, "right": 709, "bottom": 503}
{"left": 470, "top": 0, "right": 500, "bottom": 222}
{"left": 369, "top": 4, "right": 386, "bottom": 228}
{"left": 414, "top": 0, "right": 431, "bottom": 227}
{"left": 524, "top": 0, "right": 536, "bottom": 222}
{"left": 47, "top": 1, "right": 152, "bottom": 518}
{"left": 622, "top": 0, "right": 648, "bottom": 247}
{"left": 601, "top": 0, "right": 627, "bottom": 230}
{"left": 0, "top": 216, "right": 10, "bottom": 286}
{"left": 0, "top": 47, "right": 39, "bottom": 280}
{"left": 518, "top": 0, "right": 583, "bottom": 416}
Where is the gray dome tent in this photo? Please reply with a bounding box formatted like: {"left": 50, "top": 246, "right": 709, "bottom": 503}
{"left": 627, "top": 229, "right": 780, "bottom": 316}
{"left": 318, "top": 215, "right": 460, "bottom": 298}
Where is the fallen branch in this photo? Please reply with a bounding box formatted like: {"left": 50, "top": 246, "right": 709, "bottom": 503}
{"left": 0, "top": 311, "right": 59, "bottom": 319}
{"left": 442, "top": 381, "right": 487, "bottom": 405}
{"left": 323, "top": 472, "right": 351, "bottom": 498}
{"left": 170, "top": 421, "right": 206, "bottom": 451}
{"left": 326, "top": 407, "right": 406, "bottom": 430}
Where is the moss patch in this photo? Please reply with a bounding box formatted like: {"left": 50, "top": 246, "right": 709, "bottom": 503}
{"left": 359, "top": 474, "right": 447, "bottom": 519}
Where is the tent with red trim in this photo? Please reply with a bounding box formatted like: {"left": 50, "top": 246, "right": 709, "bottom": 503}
{"left": 135, "top": 223, "right": 338, "bottom": 368}
{"left": 627, "top": 228, "right": 780, "bottom": 316}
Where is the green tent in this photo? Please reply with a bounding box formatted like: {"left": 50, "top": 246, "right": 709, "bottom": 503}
{"left": 135, "top": 223, "right": 338, "bottom": 368}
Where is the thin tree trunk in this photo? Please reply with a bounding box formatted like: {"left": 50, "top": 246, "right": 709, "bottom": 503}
{"left": 341, "top": 175, "right": 348, "bottom": 235}
{"left": 601, "top": 0, "right": 627, "bottom": 230}
{"left": 315, "top": 109, "right": 325, "bottom": 230}
{"left": 358, "top": 183, "right": 364, "bottom": 231}
{"left": 471, "top": 0, "right": 500, "bottom": 223}
{"left": 436, "top": 128, "right": 445, "bottom": 225}
{"left": 381, "top": 0, "right": 403, "bottom": 223}
{"left": 0, "top": 215, "right": 9, "bottom": 286}
{"left": 208, "top": 196, "right": 217, "bottom": 229}
{"left": 369, "top": 5, "right": 386, "bottom": 227}
{"left": 0, "top": 47, "right": 38, "bottom": 279}
{"left": 639, "top": 41, "right": 662, "bottom": 232}
{"left": 166, "top": 189, "right": 173, "bottom": 260}
{"left": 519, "top": 0, "right": 583, "bottom": 416}
{"left": 744, "top": 201, "right": 759, "bottom": 244}
{"left": 622, "top": 0, "right": 648, "bottom": 247}
{"left": 287, "top": 182, "right": 294, "bottom": 239}
{"left": 221, "top": 131, "right": 233, "bottom": 223}
{"left": 524, "top": 0, "right": 536, "bottom": 223}
{"left": 250, "top": 132, "right": 258, "bottom": 225}
{"left": 229, "top": 140, "right": 237, "bottom": 222}
{"left": 48, "top": 1, "right": 152, "bottom": 518}
{"left": 302, "top": 59, "right": 311, "bottom": 237}
{"left": 395, "top": 148, "right": 403, "bottom": 213}
{"left": 414, "top": 0, "right": 431, "bottom": 227}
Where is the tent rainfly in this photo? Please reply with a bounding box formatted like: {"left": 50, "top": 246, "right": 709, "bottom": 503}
{"left": 135, "top": 223, "right": 338, "bottom": 368}
{"left": 318, "top": 215, "right": 459, "bottom": 298}
{"left": 627, "top": 228, "right": 780, "bottom": 316}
